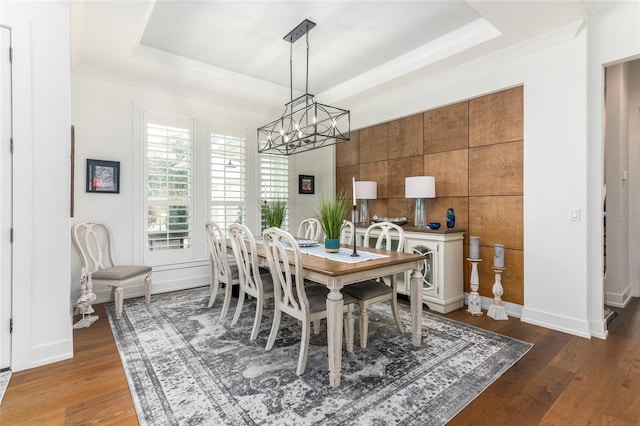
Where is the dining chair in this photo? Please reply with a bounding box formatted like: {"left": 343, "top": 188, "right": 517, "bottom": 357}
{"left": 340, "top": 219, "right": 355, "bottom": 245}
{"left": 342, "top": 221, "right": 405, "bottom": 348}
{"left": 71, "top": 221, "right": 152, "bottom": 320}
{"left": 297, "top": 217, "right": 323, "bottom": 241}
{"left": 205, "top": 221, "right": 240, "bottom": 319}
{"left": 262, "top": 227, "right": 355, "bottom": 376}
{"left": 228, "top": 223, "right": 275, "bottom": 340}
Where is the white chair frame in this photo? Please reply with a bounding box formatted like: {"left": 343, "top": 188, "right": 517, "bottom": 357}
{"left": 297, "top": 217, "right": 323, "bottom": 241}
{"left": 71, "top": 221, "right": 152, "bottom": 320}
{"left": 228, "top": 223, "right": 274, "bottom": 340}
{"left": 205, "top": 221, "right": 240, "bottom": 319}
{"left": 262, "top": 227, "right": 355, "bottom": 376}
{"left": 343, "top": 221, "right": 405, "bottom": 348}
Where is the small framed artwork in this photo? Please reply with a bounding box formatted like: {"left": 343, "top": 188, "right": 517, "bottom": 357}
{"left": 299, "top": 175, "right": 315, "bottom": 194}
{"left": 86, "top": 159, "right": 120, "bottom": 193}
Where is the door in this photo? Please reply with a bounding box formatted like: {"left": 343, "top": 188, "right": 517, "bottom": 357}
{"left": 0, "top": 26, "right": 13, "bottom": 370}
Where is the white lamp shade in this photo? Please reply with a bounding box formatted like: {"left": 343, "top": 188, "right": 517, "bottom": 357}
{"left": 405, "top": 176, "right": 436, "bottom": 198}
{"left": 355, "top": 181, "right": 377, "bottom": 199}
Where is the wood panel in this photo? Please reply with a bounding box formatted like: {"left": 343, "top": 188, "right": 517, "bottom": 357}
{"left": 389, "top": 113, "right": 423, "bottom": 159}
{"left": 360, "top": 161, "right": 389, "bottom": 199}
{"left": 424, "top": 101, "right": 469, "bottom": 153}
{"left": 359, "top": 123, "right": 388, "bottom": 164}
{"left": 336, "top": 165, "right": 360, "bottom": 203}
{"left": 424, "top": 149, "right": 469, "bottom": 197}
{"left": 335, "top": 129, "right": 359, "bottom": 167}
{"left": 476, "top": 246, "right": 523, "bottom": 304}
{"left": 469, "top": 86, "right": 523, "bottom": 147}
{"left": 426, "top": 196, "right": 468, "bottom": 232}
{"left": 387, "top": 156, "right": 424, "bottom": 199}
{"left": 387, "top": 198, "right": 414, "bottom": 222}
{"left": 469, "top": 141, "right": 523, "bottom": 196}
{"left": 368, "top": 198, "right": 389, "bottom": 220}
{"left": 468, "top": 195, "right": 523, "bottom": 250}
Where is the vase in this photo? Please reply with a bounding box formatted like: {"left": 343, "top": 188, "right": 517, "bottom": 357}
{"left": 324, "top": 238, "right": 340, "bottom": 253}
{"left": 446, "top": 208, "right": 455, "bottom": 228}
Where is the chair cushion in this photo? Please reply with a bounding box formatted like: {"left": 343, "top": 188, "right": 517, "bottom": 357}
{"left": 304, "top": 286, "right": 357, "bottom": 313}
{"left": 92, "top": 265, "right": 152, "bottom": 281}
{"left": 342, "top": 280, "right": 391, "bottom": 300}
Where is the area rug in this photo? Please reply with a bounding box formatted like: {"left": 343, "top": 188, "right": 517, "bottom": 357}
{"left": 106, "top": 287, "right": 532, "bottom": 425}
{"left": 0, "top": 369, "right": 10, "bottom": 405}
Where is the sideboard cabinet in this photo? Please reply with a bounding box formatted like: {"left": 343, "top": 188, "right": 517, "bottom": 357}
{"left": 355, "top": 226, "right": 464, "bottom": 314}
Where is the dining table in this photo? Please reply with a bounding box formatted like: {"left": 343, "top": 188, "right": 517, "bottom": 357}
{"left": 252, "top": 238, "right": 426, "bottom": 388}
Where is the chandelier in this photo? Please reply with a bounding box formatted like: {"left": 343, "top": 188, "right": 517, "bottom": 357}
{"left": 257, "top": 19, "right": 350, "bottom": 155}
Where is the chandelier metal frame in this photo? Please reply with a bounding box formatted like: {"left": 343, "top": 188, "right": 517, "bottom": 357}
{"left": 257, "top": 19, "right": 350, "bottom": 155}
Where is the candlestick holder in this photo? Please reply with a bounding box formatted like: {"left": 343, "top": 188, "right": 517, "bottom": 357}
{"left": 351, "top": 205, "right": 359, "bottom": 257}
{"left": 466, "top": 258, "right": 483, "bottom": 316}
{"left": 487, "top": 267, "right": 508, "bottom": 320}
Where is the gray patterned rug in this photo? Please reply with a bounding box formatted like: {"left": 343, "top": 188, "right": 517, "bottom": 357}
{"left": 106, "top": 287, "right": 532, "bottom": 425}
{"left": 0, "top": 369, "right": 10, "bottom": 405}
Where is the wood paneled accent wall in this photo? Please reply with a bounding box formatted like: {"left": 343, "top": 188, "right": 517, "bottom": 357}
{"left": 336, "top": 87, "right": 524, "bottom": 305}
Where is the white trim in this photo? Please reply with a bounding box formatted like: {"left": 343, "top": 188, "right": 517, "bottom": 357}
{"left": 605, "top": 283, "right": 632, "bottom": 308}
{"left": 5, "top": 16, "right": 33, "bottom": 372}
{"left": 28, "top": 338, "right": 74, "bottom": 370}
{"left": 521, "top": 307, "right": 591, "bottom": 339}
{"left": 463, "top": 293, "right": 523, "bottom": 318}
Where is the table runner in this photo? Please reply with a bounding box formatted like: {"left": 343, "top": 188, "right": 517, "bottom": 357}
{"left": 254, "top": 237, "right": 389, "bottom": 263}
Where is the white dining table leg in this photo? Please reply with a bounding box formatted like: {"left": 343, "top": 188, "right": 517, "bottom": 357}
{"left": 326, "top": 285, "right": 344, "bottom": 387}
{"left": 410, "top": 266, "right": 424, "bottom": 346}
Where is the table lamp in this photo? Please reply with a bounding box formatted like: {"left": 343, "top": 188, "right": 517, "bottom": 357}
{"left": 355, "top": 181, "right": 377, "bottom": 224}
{"left": 405, "top": 176, "right": 436, "bottom": 228}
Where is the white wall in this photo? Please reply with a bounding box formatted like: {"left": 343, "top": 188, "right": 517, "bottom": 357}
{"left": 71, "top": 74, "right": 280, "bottom": 302}
{"left": 604, "top": 63, "right": 632, "bottom": 308}
{"left": 628, "top": 60, "right": 640, "bottom": 298}
{"left": 588, "top": 1, "right": 640, "bottom": 338}
{"left": 1, "top": 1, "right": 73, "bottom": 370}
{"left": 333, "top": 23, "right": 591, "bottom": 337}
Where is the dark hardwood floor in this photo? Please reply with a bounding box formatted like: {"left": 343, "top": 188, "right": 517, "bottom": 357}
{"left": 1, "top": 296, "right": 639, "bottom": 425}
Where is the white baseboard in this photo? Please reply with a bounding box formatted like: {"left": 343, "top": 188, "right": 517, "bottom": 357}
{"left": 605, "top": 284, "right": 632, "bottom": 308}
{"left": 27, "top": 338, "right": 73, "bottom": 370}
{"left": 521, "top": 306, "right": 591, "bottom": 338}
{"left": 463, "top": 292, "right": 523, "bottom": 318}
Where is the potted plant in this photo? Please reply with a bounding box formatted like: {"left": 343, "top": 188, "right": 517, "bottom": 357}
{"left": 262, "top": 198, "right": 287, "bottom": 228}
{"left": 317, "top": 192, "right": 349, "bottom": 253}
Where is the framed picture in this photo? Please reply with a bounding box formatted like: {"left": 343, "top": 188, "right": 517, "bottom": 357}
{"left": 299, "top": 175, "right": 315, "bottom": 194}
{"left": 86, "top": 159, "right": 120, "bottom": 193}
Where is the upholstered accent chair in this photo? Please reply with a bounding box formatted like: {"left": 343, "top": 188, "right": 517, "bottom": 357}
{"left": 341, "top": 221, "right": 405, "bottom": 348}
{"left": 71, "top": 221, "right": 152, "bottom": 320}
{"left": 262, "top": 227, "right": 355, "bottom": 375}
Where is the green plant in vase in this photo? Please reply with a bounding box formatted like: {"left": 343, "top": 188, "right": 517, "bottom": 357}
{"left": 262, "top": 198, "right": 287, "bottom": 228}
{"left": 317, "top": 192, "right": 349, "bottom": 253}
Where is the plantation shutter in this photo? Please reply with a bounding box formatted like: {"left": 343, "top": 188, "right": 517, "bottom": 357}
{"left": 260, "top": 154, "right": 289, "bottom": 229}
{"left": 210, "top": 133, "right": 246, "bottom": 229}
{"left": 144, "top": 118, "right": 193, "bottom": 257}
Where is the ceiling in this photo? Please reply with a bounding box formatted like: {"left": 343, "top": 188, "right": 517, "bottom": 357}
{"left": 70, "top": 1, "right": 621, "bottom": 112}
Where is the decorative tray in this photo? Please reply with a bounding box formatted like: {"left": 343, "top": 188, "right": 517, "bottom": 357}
{"left": 371, "top": 216, "right": 408, "bottom": 226}
{"left": 296, "top": 239, "right": 319, "bottom": 247}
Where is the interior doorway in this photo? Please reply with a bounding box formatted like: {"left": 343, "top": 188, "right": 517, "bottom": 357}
{"left": 0, "top": 25, "right": 13, "bottom": 370}
{"left": 603, "top": 58, "right": 640, "bottom": 322}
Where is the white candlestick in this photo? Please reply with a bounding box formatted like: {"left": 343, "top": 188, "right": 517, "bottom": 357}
{"left": 469, "top": 236, "right": 480, "bottom": 259}
{"left": 352, "top": 177, "right": 357, "bottom": 207}
{"left": 493, "top": 244, "right": 505, "bottom": 268}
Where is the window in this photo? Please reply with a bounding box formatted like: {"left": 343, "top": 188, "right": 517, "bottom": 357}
{"left": 144, "top": 117, "right": 193, "bottom": 256}
{"left": 260, "top": 153, "right": 289, "bottom": 229}
{"left": 210, "top": 133, "right": 246, "bottom": 229}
